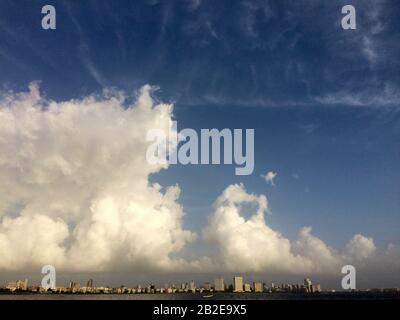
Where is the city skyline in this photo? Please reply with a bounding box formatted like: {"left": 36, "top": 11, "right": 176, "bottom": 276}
{"left": 0, "top": 275, "right": 327, "bottom": 294}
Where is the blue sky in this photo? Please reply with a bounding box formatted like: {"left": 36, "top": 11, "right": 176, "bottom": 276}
{"left": 161, "top": 105, "right": 400, "bottom": 248}
{"left": 0, "top": 0, "right": 399, "bottom": 287}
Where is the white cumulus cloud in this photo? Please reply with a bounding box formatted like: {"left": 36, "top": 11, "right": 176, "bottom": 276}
{"left": 345, "top": 234, "right": 376, "bottom": 261}
{"left": 202, "top": 184, "right": 377, "bottom": 275}
{"left": 0, "top": 83, "right": 196, "bottom": 272}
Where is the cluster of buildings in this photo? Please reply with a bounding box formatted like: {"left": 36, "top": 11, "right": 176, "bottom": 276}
{"left": 226, "top": 277, "right": 321, "bottom": 294}
{"left": 0, "top": 276, "right": 324, "bottom": 294}
{"left": 5, "top": 279, "right": 28, "bottom": 292}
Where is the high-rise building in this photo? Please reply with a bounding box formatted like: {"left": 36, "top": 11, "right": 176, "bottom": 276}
{"left": 304, "top": 278, "right": 312, "bottom": 292}
{"left": 214, "top": 277, "right": 225, "bottom": 292}
{"left": 189, "top": 280, "right": 196, "bottom": 293}
{"left": 68, "top": 281, "right": 80, "bottom": 292}
{"left": 233, "top": 276, "right": 243, "bottom": 292}
{"left": 244, "top": 283, "right": 251, "bottom": 292}
{"left": 311, "top": 284, "right": 321, "bottom": 293}
{"left": 86, "top": 279, "right": 93, "bottom": 288}
{"left": 253, "top": 282, "right": 263, "bottom": 293}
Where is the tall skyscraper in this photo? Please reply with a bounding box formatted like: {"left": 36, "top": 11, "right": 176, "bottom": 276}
{"left": 253, "top": 282, "right": 263, "bottom": 293}
{"left": 189, "top": 280, "right": 196, "bottom": 293}
{"left": 86, "top": 279, "right": 93, "bottom": 288}
{"left": 233, "top": 276, "right": 243, "bottom": 292}
{"left": 304, "top": 278, "right": 312, "bottom": 292}
{"left": 214, "top": 277, "right": 225, "bottom": 292}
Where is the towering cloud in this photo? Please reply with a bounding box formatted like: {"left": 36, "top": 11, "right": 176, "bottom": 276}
{"left": 0, "top": 83, "right": 195, "bottom": 272}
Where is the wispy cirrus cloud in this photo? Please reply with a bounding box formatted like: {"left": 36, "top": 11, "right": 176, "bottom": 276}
{"left": 314, "top": 83, "right": 400, "bottom": 107}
